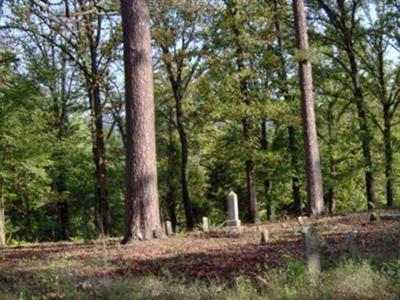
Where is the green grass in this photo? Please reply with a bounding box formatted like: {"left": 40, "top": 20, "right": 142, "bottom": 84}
{"left": 2, "top": 256, "right": 400, "bottom": 300}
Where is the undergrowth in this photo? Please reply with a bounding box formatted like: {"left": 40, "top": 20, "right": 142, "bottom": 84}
{"left": 1, "top": 255, "right": 400, "bottom": 300}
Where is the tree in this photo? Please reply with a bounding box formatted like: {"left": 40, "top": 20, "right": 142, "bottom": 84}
{"left": 121, "top": 0, "right": 162, "bottom": 242}
{"left": 152, "top": 0, "right": 208, "bottom": 230}
{"left": 292, "top": 0, "right": 324, "bottom": 215}
{"left": 360, "top": 2, "right": 400, "bottom": 208}
{"left": 7, "top": 1, "right": 122, "bottom": 233}
{"left": 272, "top": 0, "right": 302, "bottom": 214}
{"left": 224, "top": 0, "right": 259, "bottom": 223}
{"left": 0, "top": 51, "right": 53, "bottom": 243}
{"left": 0, "top": 178, "right": 5, "bottom": 246}
{"left": 315, "top": 0, "right": 376, "bottom": 210}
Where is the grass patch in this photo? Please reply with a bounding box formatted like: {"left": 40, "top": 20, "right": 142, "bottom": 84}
{"left": 2, "top": 256, "right": 399, "bottom": 300}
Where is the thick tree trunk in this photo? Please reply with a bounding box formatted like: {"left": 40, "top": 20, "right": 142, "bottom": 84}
{"left": 0, "top": 179, "right": 5, "bottom": 246}
{"left": 384, "top": 106, "right": 394, "bottom": 208}
{"left": 176, "top": 99, "right": 194, "bottom": 230}
{"left": 261, "top": 120, "right": 272, "bottom": 220}
{"left": 273, "top": 0, "right": 302, "bottom": 214}
{"left": 292, "top": 0, "right": 324, "bottom": 216}
{"left": 121, "top": 0, "right": 162, "bottom": 243}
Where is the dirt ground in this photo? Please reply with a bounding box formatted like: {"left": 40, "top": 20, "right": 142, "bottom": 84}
{"left": 1, "top": 213, "right": 400, "bottom": 287}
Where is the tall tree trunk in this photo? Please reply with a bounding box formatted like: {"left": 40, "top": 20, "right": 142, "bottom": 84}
{"left": 89, "top": 81, "right": 110, "bottom": 235}
{"left": 54, "top": 168, "right": 70, "bottom": 240}
{"left": 326, "top": 105, "right": 336, "bottom": 214}
{"left": 273, "top": 0, "right": 302, "bottom": 214}
{"left": 166, "top": 113, "right": 178, "bottom": 231}
{"left": 59, "top": 54, "right": 70, "bottom": 240}
{"left": 245, "top": 157, "right": 258, "bottom": 223}
{"left": 384, "top": 105, "right": 394, "bottom": 207}
{"left": 176, "top": 97, "right": 194, "bottom": 230}
{"left": 121, "top": 0, "right": 162, "bottom": 243}
{"left": 292, "top": 0, "right": 324, "bottom": 216}
{"left": 51, "top": 51, "right": 70, "bottom": 241}
{"left": 227, "top": 0, "right": 258, "bottom": 223}
{"left": 261, "top": 120, "right": 272, "bottom": 220}
{"left": 348, "top": 52, "right": 375, "bottom": 210}
{"left": 58, "top": 199, "right": 70, "bottom": 240}
{"left": 0, "top": 179, "right": 5, "bottom": 246}
{"left": 79, "top": 7, "right": 110, "bottom": 235}
{"left": 325, "top": 187, "right": 335, "bottom": 215}
{"left": 244, "top": 109, "right": 258, "bottom": 223}
{"left": 336, "top": 1, "right": 376, "bottom": 210}
{"left": 378, "top": 37, "right": 393, "bottom": 208}
{"left": 289, "top": 126, "right": 302, "bottom": 214}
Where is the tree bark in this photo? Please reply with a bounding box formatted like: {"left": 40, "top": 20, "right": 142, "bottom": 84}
{"left": 57, "top": 199, "right": 70, "bottom": 240}
{"left": 292, "top": 0, "right": 324, "bottom": 216}
{"left": 348, "top": 50, "right": 375, "bottom": 210}
{"left": 245, "top": 158, "right": 258, "bottom": 223}
{"left": 176, "top": 97, "right": 194, "bottom": 230}
{"left": 121, "top": 0, "right": 162, "bottom": 243}
{"left": 87, "top": 79, "right": 110, "bottom": 235}
{"left": 378, "top": 36, "right": 393, "bottom": 208}
{"left": 384, "top": 105, "right": 394, "bottom": 207}
{"left": 289, "top": 126, "right": 302, "bottom": 214}
{"left": 166, "top": 113, "right": 178, "bottom": 231}
{"left": 0, "top": 179, "right": 5, "bottom": 246}
{"left": 261, "top": 120, "right": 272, "bottom": 220}
{"left": 326, "top": 186, "right": 335, "bottom": 215}
{"left": 51, "top": 49, "right": 71, "bottom": 240}
{"left": 77, "top": 4, "right": 110, "bottom": 235}
{"left": 326, "top": 105, "right": 336, "bottom": 215}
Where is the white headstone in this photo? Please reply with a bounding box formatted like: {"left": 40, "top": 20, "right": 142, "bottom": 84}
{"left": 226, "top": 191, "right": 241, "bottom": 227}
{"left": 165, "top": 221, "right": 173, "bottom": 236}
{"left": 202, "top": 217, "right": 209, "bottom": 232}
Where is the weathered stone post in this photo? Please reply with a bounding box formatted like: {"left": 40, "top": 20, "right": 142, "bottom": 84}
{"left": 302, "top": 225, "right": 320, "bottom": 285}
{"left": 165, "top": 221, "right": 173, "bottom": 236}
{"left": 202, "top": 217, "right": 209, "bottom": 232}
{"left": 260, "top": 229, "right": 269, "bottom": 245}
{"left": 347, "top": 231, "right": 355, "bottom": 256}
{"left": 226, "top": 191, "right": 241, "bottom": 227}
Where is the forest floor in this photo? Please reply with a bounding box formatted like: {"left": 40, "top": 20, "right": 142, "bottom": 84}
{"left": 1, "top": 212, "right": 400, "bottom": 299}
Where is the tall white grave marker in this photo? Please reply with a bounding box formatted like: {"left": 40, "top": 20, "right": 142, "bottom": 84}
{"left": 226, "top": 191, "right": 241, "bottom": 227}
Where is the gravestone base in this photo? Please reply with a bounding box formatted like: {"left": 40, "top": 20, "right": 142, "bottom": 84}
{"left": 226, "top": 219, "right": 241, "bottom": 227}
